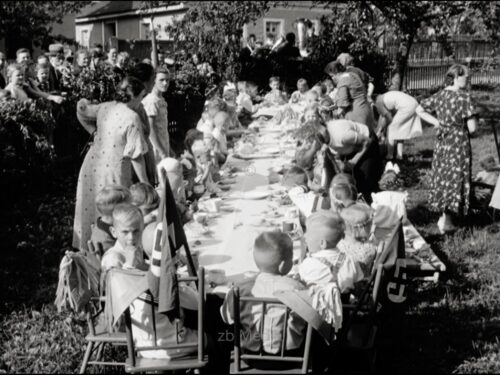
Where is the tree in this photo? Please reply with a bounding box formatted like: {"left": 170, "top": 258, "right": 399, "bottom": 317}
{"left": 315, "top": 1, "right": 500, "bottom": 90}
{"left": 164, "top": 1, "right": 275, "bottom": 81}
{"left": 0, "top": 1, "right": 91, "bottom": 57}
{"left": 139, "top": 1, "right": 179, "bottom": 68}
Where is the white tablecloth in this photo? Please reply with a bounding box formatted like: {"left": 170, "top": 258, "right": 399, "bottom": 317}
{"left": 185, "top": 126, "right": 300, "bottom": 293}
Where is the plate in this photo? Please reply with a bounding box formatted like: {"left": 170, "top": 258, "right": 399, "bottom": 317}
{"left": 236, "top": 191, "right": 271, "bottom": 200}
{"left": 261, "top": 147, "right": 280, "bottom": 155}
{"left": 233, "top": 153, "right": 278, "bottom": 160}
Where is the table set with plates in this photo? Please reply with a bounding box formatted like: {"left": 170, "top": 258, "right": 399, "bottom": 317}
{"left": 183, "top": 114, "right": 446, "bottom": 295}
{"left": 183, "top": 120, "right": 303, "bottom": 294}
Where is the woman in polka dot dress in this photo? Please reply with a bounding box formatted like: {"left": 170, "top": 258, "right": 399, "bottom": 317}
{"left": 72, "top": 77, "right": 151, "bottom": 251}
{"left": 416, "top": 64, "right": 477, "bottom": 234}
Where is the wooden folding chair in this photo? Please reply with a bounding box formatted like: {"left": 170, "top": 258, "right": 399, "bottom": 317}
{"left": 79, "top": 296, "right": 128, "bottom": 373}
{"left": 338, "top": 221, "right": 404, "bottom": 372}
{"left": 230, "top": 287, "right": 314, "bottom": 374}
{"left": 123, "top": 267, "right": 207, "bottom": 373}
{"left": 471, "top": 118, "right": 500, "bottom": 220}
{"left": 79, "top": 243, "right": 127, "bottom": 373}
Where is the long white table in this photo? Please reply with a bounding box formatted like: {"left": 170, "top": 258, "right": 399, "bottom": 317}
{"left": 184, "top": 126, "right": 302, "bottom": 293}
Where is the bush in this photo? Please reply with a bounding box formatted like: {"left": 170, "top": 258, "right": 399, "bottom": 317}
{"left": 0, "top": 98, "right": 55, "bottom": 191}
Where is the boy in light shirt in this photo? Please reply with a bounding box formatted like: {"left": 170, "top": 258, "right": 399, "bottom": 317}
{"left": 101, "top": 203, "right": 148, "bottom": 272}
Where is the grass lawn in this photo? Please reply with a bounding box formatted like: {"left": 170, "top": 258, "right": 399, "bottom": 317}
{"left": 1, "top": 93, "right": 500, "bottom": 373}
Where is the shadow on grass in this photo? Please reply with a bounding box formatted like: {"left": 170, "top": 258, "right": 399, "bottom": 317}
{"left": 376, "top": 301, "right": 500, "bottom": 374}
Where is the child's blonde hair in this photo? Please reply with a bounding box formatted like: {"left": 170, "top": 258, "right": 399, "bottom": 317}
{"left": 297, "top": 78, "right": 308, "bottom": 88}
{"left": 96, "top": 185, "right": 132, "bottom": 216}
{"left": 305, "top": 90, "right": 319, "bottom": 102}
{"left": 269, "top": 76, "right": 280, "bottom": 85}
{"left": 7, "top": 63, "right": 23, "bottom": 80}
{"left": 339, "top": 203, "right": 373, "bottom": 241}
{"left": 253, "top": 231, "right": 293, "bottom": 273}
{"left": 237, "top": 81, "right": 247, "bottom": 93}
{"left": 112, "top": 203, "right": 144, "bottom": 228}
{"left": 35, "top": 63, "right": 50, "bottom": 74}
{"left": 130, "top": 182, "right": 160, "bottom": 213}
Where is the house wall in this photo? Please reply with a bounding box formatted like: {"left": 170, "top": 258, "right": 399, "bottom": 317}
{"left": 245, "top": 5, "right": 329, "bottom": 42}
{"left": 117, "top": 17, "right": 140, "bottom": 40}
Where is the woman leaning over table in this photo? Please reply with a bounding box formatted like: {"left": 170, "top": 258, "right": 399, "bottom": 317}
{"left": 72, "top": 76, "right": 151, "bottom": 251}
{"left": 317, "top": 119, "right": 383, "bottom": 204}
{"left": 416, "top": 64, "right": 477, "bottom": 234}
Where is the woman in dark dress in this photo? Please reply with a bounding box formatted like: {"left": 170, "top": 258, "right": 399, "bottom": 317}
{"left": 324, "top": 61, "right": 376, "bottom": 131}
{"left": 416, "top": 64, "right": 477, "bottom": 233}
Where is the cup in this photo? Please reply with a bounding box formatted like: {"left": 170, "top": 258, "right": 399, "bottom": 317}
{"left": 206, "top": 269, "right": 227, "bottom": 286}
{"left": 193, "top": 212, "right": 208, "bottom": 226}
{"left": 207, "top": 198, "right": 222, "bottom": 213}
{"left": 285, "top": 207, "right": 299, "bottom": 220}
{"left": 282, "top": 220, "right": 297, "bottom": 234}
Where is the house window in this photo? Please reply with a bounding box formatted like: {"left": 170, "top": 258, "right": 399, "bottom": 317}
{"left": 81, "top": 29, "right": 90, "bottom": 48}
{"left": 263, "top": 19, "right": 284, "bottom": 43}
{"left": 105, "top": 22, "right": 116, "bottom": 37}
{"left": 141, "top": 22, "right": 151, "bottom": 40}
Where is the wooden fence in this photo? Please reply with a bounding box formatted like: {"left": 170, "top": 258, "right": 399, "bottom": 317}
{"left": 388, "top": 37, "right": 500, "bottom": 92}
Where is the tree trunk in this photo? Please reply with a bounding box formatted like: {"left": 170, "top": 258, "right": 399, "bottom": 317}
{"left": 151, "top": 15, "right": 158, "bottom": 68}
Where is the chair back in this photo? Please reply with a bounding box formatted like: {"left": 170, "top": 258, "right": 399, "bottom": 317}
{"left": 124, "top": 267, "right": 205, "bottom": 367}
{"left": 232, "top": 287, "right": 313, "bottom": 374}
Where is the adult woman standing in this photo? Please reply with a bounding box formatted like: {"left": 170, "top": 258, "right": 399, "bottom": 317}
{"left": 324, "top": 61, "right": 376, "bottom": 131}
{"left": 321, "top": 119, "right": 383, "bottom": 204}
{"left": 72, "top": 77, "right": 150, "bottom": 251}
{"left": 375, "top": 90, "right": 423, "bottom": 160}
{"left": 416, "top": 64, "right": 477, "bottom": 233}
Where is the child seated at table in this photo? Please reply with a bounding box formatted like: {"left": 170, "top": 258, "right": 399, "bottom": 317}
{"left": 130, "top": 182, "right": 160, "bottom": 226}
{"left": 101, "top": 203, "right": 149, "bottom": 272}
{"left": 181, "top": 129, "right": 204, "bottom": 200}
{"left": 236, "top": 81, "right": 255, "bottom": 127}
{"left": 304, "top": 89, "right": 319, "bottom": 108}
{"left": 329, "top": 173, "right": 358, "bottom": 213}
{"left": 91, "top": 184, "right": 132, "bottom": 254}
{"left": 191, "top": 139, "right": 218, "bottom": 196}
{"left": 337, "top": 203, "right": 377, "bottom": 278}
{"left": 220, "top": 231, "right": 307, "bottom": 355}
{"left": 289, "top": 78, "right": 309, "bottom": 104}
{"left": 262, "top": 76, "right": 288, "bottom": 106}
{"left": 299, "top": 210, "right": 364, "bottom": 297}
{"left": 103, "top": 204, "right": 198, "bottom": 360}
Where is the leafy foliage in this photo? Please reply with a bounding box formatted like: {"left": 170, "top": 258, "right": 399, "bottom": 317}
{"left": 67, "top": 64, "right": 122, "bottom": 104}
{"left": 164, "top": 1, "right": 274, "bottom": 81}
{"left": 0, "top": 1, "right": 91, "bottom": 51}
{"left": 0, "top": 99, "right": 55, "bottom": 174}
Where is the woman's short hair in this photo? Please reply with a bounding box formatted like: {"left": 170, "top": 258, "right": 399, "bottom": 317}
{"left": 16, "top": 48, "right": 30, "bottom": 57}
{"left": 184, "top": 129, "right": 204, "bottom": 153}
{"left": 114, "top": 76, "right": 145, "bottom": 103}
{"left": 129, "top": 62, "right": 155, "bottom": 83}
{"left": 297, "top": 78, "right": 308, "bottom": 87}
{"left": 324, "top": 61, "right": 345, "bottom": 76}
{"left": 269, "top": 76, "right": 280, "bottom": 84}
{"left": 445, "top": 64, "right": 468, "bottom": 86}
{"left": 155, "top": 66, "right": 170, "bottom": 77}
{"left": 206, "top": 97, "right": 227, "bottom": 113}
{"left": 76, "top": 49, "right": 89, "bottom": 58}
